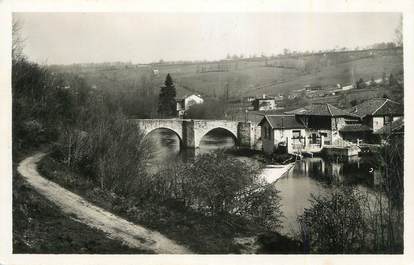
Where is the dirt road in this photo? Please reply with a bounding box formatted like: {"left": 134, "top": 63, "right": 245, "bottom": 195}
{"left": 17, "top": 152, "right": 191, "bottom": 254}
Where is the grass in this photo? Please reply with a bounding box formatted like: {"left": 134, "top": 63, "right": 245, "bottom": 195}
{"left": 12, "top": 156, "right": 150, "bottom": 254}
{"left": 49, "top": 49, "right": 403, "bottom": 101}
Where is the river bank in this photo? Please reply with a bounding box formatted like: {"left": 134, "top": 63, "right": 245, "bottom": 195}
{"left": 37, "top": 153, "right": 303, "bottom": 254}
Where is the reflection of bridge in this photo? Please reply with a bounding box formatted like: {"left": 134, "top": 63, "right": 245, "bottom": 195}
{"left": 131, "top": 119, "right": 255, "bottom": 149}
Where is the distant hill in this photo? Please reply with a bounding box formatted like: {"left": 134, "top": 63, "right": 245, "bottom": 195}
{"left": 48, "top": 47, "right": 403, "bottom": 100}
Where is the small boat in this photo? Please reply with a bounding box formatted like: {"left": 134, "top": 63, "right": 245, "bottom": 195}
{"left": 265, "top": 164, "right": 285, "bottom": 168}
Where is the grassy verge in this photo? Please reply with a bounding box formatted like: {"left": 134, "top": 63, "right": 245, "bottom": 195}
{"left": 38, "top": 155, "right": 303, "bottom": 254}
{"left": 12, "top": 152, "right": 151, "bottom": 254}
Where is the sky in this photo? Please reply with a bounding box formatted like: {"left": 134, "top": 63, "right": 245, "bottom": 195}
{"left": 14, "top": 12, "right": 402, "bottom": 65}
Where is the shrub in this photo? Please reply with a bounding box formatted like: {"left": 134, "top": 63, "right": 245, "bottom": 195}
{"left": 151, "top": 151, "right": 283, "bottom": 231}
{"left": 52, "top": 110, "right": 153, "bottom": 196}
{"left": 298, "top": 187, "right": 367, "bottom": 253}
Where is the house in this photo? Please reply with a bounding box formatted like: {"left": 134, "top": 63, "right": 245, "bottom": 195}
{"left": 252, "top": 94, "right": 277, "bottom": 111}
{"left": 373, "top": 117, "right": 404, "bottom": 144}
{"left": 176, "top": 94, "right": 204, "bottom": 117}
{"left": 259, "top": 100, "right": 405, "bottom": 156}
{"left": 258, "top": 115, "right": 307, "bottom": 155}
{"left": 347, "top": 98, "right": 403, "bottom": 132}
{"left": 291, "top": 103, "right": 361, "bottom": 145}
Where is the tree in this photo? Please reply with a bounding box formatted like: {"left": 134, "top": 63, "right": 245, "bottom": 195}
{"left": 157, "top": 73, "right": 177, "bottom": 117}
{"left": 355, "top": 78, "right": 366, "bottom": 89}
{"left": 12, "top": 18, "right": 25, "bottom": 61}
{"left": 388, "top": 73, "right": 397, "bottom": 87}
{"left": 394, "top": 15, "right": 403, "bottom": 47}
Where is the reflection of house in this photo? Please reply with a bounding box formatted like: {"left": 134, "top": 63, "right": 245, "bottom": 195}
{"left": 347, "top": 98, "right": 403, "bottom": 132}
{"left": 252, "top": 94, "right": 276, "bottom": 111}
{"left": 176, "top": 94, "right": 204, "bottom": 117}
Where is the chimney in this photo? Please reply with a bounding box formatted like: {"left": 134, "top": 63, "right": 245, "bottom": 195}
{"left": 263, "top": 94, "right": 266, "bottom": 99}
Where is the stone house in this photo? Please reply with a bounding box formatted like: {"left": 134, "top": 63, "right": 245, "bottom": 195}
{"left": 347, "top": 98, "right": 403, "bottom": 132}
{"left": 252, "top": 94, "right": 277, "bottom": 111}
{"left": 258, "top": 115, "right": 307, "bottom": 155}
{"left": 176, "top": 94, "right": 204, "bottom": 117}
{"left": 259, "top": 103, "right": 363, "bottom": 155}
{"left": 290, "top": 103, "right": 361, "bottom": 145}
{"left": 372, "top": 117, "right": 404, "bottom": 144}
{"left": 259, "top": 101, "right": 404, "bottom": 156}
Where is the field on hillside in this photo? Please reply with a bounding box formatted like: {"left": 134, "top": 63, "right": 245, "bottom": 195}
{"left": 49, "top": 48, "right": 403, "bottom": 100}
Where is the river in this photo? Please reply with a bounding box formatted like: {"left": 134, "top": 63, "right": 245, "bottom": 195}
{"left": 145, "top": 128, "right": 380, "bottom": 235}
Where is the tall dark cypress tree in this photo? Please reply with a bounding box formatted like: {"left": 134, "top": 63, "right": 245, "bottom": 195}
{"left": 158, "top": 73, "right": 177, "bottom": 117}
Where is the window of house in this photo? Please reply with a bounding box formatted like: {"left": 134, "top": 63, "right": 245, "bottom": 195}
{"left": 320, "top": 132, "right": 328, "bottom": 137}
{"left": 345, "top": 119, "right": 360, "bottom": 124}
{"left": 292, "top": 130, "right": 301, "bottom": 138}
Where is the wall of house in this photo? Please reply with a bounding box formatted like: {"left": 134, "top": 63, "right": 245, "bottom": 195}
{"left": 331, "top": 117, "right": 347, "bottom": 131}
{"left": 365, "top": 115, "right": 403, "bottom": 131}
{"left": 372, "top": 116, "right": 384, "bottom": 131}
{"left": 261, "top": 122, "right": 275, "bottom": 155}
{"left": 254, "top": 125, "right": 262, "bottom": 150}
{"left": 255, "top": 99, "right": 276, "bottom": 111}
{"left": 284, "top": 129, "right": 307, "bottom": 153}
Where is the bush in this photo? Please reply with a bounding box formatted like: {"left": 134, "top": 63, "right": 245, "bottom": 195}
{"left": 298, "top": 187, "right": 367, "bottom": 253}
{"left": 151, "top": 151, "right": 283, "bottom": 231}
{"left": 52, "top": 110, "right": 153, "bottom": 197}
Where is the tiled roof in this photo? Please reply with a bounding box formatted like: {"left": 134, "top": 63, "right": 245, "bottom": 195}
{"left": 374, "top": 118, "right": 404, "bottom": 135}
{"left": 347, "top": 98, "right": 403, "bottom": 118}
{"left": 339, "top": 124, "right": 372, "bottom": 132}
{"left": 259, "top": 115, "right": 307, "bottom": 129}
{"left": 290, "top": 103, "right": 360, "bottom": 118}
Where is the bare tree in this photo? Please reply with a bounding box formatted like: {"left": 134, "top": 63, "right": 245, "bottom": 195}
{"left": 394, "top": 15, "right": 403, "bottom": 47}
{"left": 12, "top": 18, "right": 25, "bottom": 61}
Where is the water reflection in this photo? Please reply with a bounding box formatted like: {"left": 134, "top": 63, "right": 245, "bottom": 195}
{"left": 274, "top": 157, "right": 379, "bottom": 235}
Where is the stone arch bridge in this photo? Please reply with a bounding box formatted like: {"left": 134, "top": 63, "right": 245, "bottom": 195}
{"left": 131, "top": 119, "right": 255, "bottom": 149}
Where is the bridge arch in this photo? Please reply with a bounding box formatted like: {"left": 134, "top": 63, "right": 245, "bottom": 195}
{"left": 144, "top": 127, "right": 184, "bottom": 147}
{"left": 134, "top": 119, "right": 184, "bottom": 142}
{"left": 198, "top": 127, "right": 238, "bottom": 146}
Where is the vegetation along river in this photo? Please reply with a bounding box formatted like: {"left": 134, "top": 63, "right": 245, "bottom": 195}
{"left": 145, "top": 128, "right": 383, "bottom": 236}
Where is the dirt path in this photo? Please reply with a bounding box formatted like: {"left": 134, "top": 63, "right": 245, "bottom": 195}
{"left": 17, "top": 152, "right": 191, "bottom": 254}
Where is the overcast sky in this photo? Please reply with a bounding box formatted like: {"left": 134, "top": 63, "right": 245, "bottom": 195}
{"left": 15, "top": 12, "right": 401, "bottom": 65}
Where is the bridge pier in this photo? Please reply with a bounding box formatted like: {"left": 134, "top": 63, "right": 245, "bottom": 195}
{"left": 237, "top": 122, "right": 255, "bottom": 149}
{"left": 183, "top": 120, "right": 196, "bottom": 148}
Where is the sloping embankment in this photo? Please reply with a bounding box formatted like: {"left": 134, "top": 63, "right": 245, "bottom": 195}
{"left": 17, "top": 153, "right": 191, "bottom": 254}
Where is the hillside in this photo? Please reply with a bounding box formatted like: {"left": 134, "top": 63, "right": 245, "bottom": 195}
{"left": 48, "top": 48, "right": 403, "bottom": 100}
